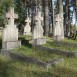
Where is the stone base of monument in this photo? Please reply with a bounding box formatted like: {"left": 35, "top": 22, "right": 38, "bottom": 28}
{"left": 30, "top": 38, "right": 46, "bottom": 45}
{"left": 54, "top": 36, "right": 63, "bottom": 41}
{"left": 2, "top": 41, "right": 21, "bottom": 50}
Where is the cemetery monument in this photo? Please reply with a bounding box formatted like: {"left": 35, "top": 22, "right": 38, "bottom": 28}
{"left": 54, "top": 14, "right": 62, "bottom": 41}
{"left": 24, "top": 17, "right": 31, "bottom": 35}
{"left": 2, "top": 7, "right": 21, "bottom": 49}
{"left": 32, "top": 11, "right": 46, "bottom": 45}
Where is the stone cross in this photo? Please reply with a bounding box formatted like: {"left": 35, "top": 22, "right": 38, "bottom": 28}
{"left": 6, "top": 7, "right": 18, "bottom": 26}
{"left": 25, "top": 17, "right": 31, "bottom": 25}
{"left": 24, "top": 17, "right": 31, "bottom": 35}
{"left": 54, "top": 14, "right": 62, "bottom": 41}
{"left": 55, "top": 14, "right": 61, "bottom": 23}
{"left": 33, "top": 11, "right": 43, "bottom": 39}
{"left": 37, "top": 12, "right": 43, "bottom": 21}
{"left": 2, "top": 7, "right": 21, "bottom": 49}
{"left": 32, "top": 11, "right": 46, "bottom": 45}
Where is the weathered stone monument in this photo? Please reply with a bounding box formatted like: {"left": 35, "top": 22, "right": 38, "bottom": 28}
{"left": 54, "top": 14, "right": 62, "bottom": 41}
{"left": 32, "top": 11, "right": 46, "bottom": 45}
{"left": 24, "top": 17, "right": 31, "bottom": 35}
{"left": 2, "top": 7, "right": 21, "bottom": 49}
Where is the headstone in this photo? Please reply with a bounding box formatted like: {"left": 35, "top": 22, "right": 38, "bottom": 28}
{"left": 24, "top": 17, "right": 31, "bottom": 35}
{"left": 32, "top": 11, "right": 46, "bottom": 45}
{"left": 54, "top": 14, "right": 62, "bottom": 41}
{"left": 2, "top": 7, "right": 21, "bottom": 49}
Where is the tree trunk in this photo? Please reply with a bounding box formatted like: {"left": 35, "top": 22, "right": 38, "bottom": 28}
{"left": 43, "top": 0, "right": 49, "bottom": 36}
{"left": 51, "top": 0, "right": 55, "bottom": 36}
{"left": 58, "top": 0, "right": 64, "bottom": 39}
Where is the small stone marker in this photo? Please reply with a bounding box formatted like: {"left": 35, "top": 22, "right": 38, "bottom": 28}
{"left": 24, "top": 17, "right": 31, "bottom": 35}
{"left": 54, "top": 14, "right": 62, "bottom": 41}
{"left": 2, "top": 7, "right": 21, "bottom": 49}
{"left": 32, "top": 11, "right": 46, "bottom": 45}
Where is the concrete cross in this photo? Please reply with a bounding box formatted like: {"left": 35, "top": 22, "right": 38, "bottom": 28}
{"left": 38, "top": 12, "right": 43, "bottom": 21}
{"left": 6, "top": 7, "right": 18, "bottom": 26}
{"left": 55, "top": 14, "right": 61, "bottom": 36}
{"left": 55, "top": 14, "right": 61, "bottom": 24}
{"left": 25, "top": 17, "right": 31, "bottom": 25}
{"left": 34, "top": 11, "right": 43, "bottom": 27}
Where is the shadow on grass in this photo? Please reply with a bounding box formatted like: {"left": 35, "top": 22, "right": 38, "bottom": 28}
{"left": 0, "top": 58, "right": 16, "bottom": 77}
{"left": 23, "top": 66, "right": 77, "bottom": 77}
{"left": 25, "top": 70, "right": 55, "bottom": 77}
{"left": 19, "top": 36, "right": 32, "bottom": 48}
{"left": 52, "top": 66, "right": 77, "bottom": 77}
{"left": 46, "top": 41, "right": 60, "bottom": 47}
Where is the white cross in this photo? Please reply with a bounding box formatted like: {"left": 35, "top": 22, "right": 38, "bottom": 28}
{"left": 6, "top": 7, "right": 18, "bottom": 26}
{"left": 55, "top": 14, "right": 61, "bottom": 36}
{"left": 55, "top": 14, "right": 61, "bottom": 22}
{"left": 37, "top": 12, "right": 43, "bottom": 21}
{"left": 25, "top": 17, "right": 31, "bottom": 25}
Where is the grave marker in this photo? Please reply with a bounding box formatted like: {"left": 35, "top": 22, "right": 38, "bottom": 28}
{"left": 2, "top": 7, "right": 21, "bottom": 49}
{"left": 54, "top": 14, "right": 62, "bottom": 41}
{"left": 32, "top": 11, "right": 46, "bottom": 45}
{"left": 24, "top": 17, "right": 31, "bottom": 35}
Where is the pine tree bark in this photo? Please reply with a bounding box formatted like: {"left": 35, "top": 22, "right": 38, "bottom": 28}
{"left": 58, "top": 0, "right": 64, "bottom": 39}
{"left": 51, "top": 0, "right": 54, "bottom": 36}
{"left": 43, "top": 0, "right": 49, "bottom": 36}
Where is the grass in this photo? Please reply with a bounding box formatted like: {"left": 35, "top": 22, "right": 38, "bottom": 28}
{"left": 16, "top": 35, "right": 59, "bottom": 62}
{"left": 43, "top": 37, "right": 77, "bottom": 52}
{"left": 0, "top": 36, "right": 2, "bottom": 49}
{"left": 19, "top": 35, "right": 32, "bottom": 41}
{"left": 53, "top": 57, "right": 77, "bottom": 77}
{"left": 14, "top": 45, "right": 59, "bottom": 62}
{"left": 0, "top": 54, "right": 50, "bottom": 77}
{"left": 64, "top": 38, "right": 77, "bottom": 44}
{"left": 44, "top": 41, "right": 77, "bottom": 52}
{"left": 0, "top": 53, "right": 77, "bottom": 77}
{"left": 0, "top": 36, "right": 77, "bottom": 77}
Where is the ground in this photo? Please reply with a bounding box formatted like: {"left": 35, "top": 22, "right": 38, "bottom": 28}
{"left": 0, "top": 36, "right": 77, "bottom": 77}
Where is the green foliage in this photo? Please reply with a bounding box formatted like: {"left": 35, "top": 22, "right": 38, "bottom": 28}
{"left": 0, "top": 0, "right": 26, "bottom": 26}
{"left": 15, "top": 0, "right": 26, "bottom": 24}
{"left": 0, "top": 0, "right": 13, "bottom": 26}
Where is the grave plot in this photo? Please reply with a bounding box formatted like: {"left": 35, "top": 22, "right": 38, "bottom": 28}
{"left": 38, "top": 37, "right": 77, "bottom": 52}
{"left": 18, "top": 36, "right": 62, "bottom": 61}
{"left": 1, "top": 48, "right": 63, "bottom": 68}
{"left": 35, "top": 38, "right": 77, "bottom": 57}
{"left": 44, "top": 40, "right": 77, "bottom": 52}
{"left": 54, "top": 38, "right": 77, "bottom": 48}
{"left": 19, "top": 36, "right": 77, "bottom": 57}
{"left": 13, "top": 45, "right": 60, "bottom": 62}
